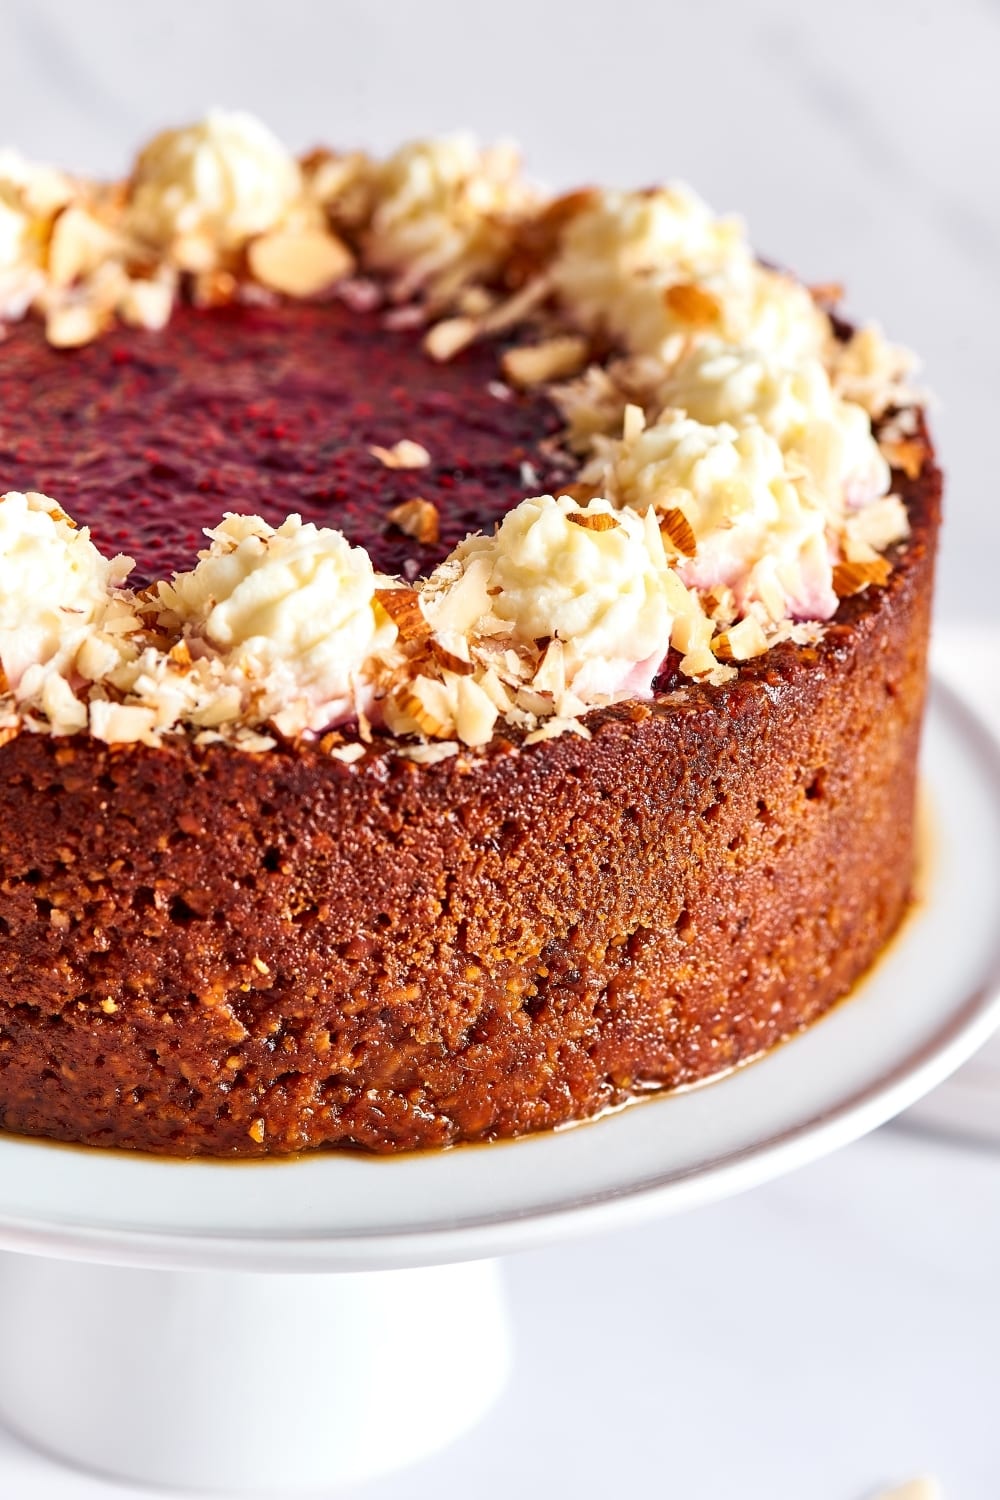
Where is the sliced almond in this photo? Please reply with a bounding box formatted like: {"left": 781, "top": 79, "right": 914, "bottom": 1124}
{"left": 247, "top": 227, "right": 354, "bottom": 298}
{"left": 395, "top": 689, "right": 451, "bottom": 738}
{"left": 833, "top": 557, "right": 891, "bottom": 596}
{"left": 712, "top": 616, "right": 768, "bottom": 661}
{"left": 431, "top": 642, "right": 474, "bottom": 676}
{"left": 374, "top": 587, "right": 431, "bottom": 643}
{"left": 566, "top": 509, "right": 618, "bottom": 532}
{"left": 880, "top": 436, "right": 924, "bottom": 480}
{"left": 369, "top": 439, "right": 431, "bottom": 470}
{"left": 501, "top": 335, "right": 589, "bottom": 389}
{"left": 423, "top": 316, "right": 478, "bottom": 362}
{"left": 664, "top": 282, "right": 721, "bottom": 326}
{"left": 385, "top": 496, "right": 440, "bottom": 545}
{"left": 660, "top": 507, "right": 697, "bottom": 556}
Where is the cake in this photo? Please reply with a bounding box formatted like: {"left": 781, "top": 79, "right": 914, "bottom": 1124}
{"left": 0, "top": 115, "right": 939, "bottom": 1155}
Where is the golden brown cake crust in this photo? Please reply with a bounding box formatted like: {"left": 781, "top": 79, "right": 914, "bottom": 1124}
{"left": 0, "top": 435, "right": 940, "bottom": 1156}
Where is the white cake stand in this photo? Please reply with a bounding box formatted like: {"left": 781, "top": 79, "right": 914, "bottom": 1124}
{"left": 0, "top": 678, "right": 997, "bottom": 1494}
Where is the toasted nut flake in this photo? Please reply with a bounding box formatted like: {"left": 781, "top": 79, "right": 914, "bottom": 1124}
{"left": 833, "top": 557, "right": 891, "bottom": 596}
{"left": 500, "top": 335, "right": 589, "bottom": 388}
{"left": 190, "top": 269, "right": 238, "bottom": 308}
{"left": 118, "top": 276, "right": 174, "bottom": 331}
{"left": 664, "top": 282, "right": 721, "bottom": 326}
{"left": 251, "top": 955, "right": 271, "bottom": 975}
{"left": 423, "top": 316, "right": 477, "bottom": 362}
{"left": 369, "top": 439, "right": 431, "bottom": 469}
{"left": 397, "top": 690, "right": 451, "bottom": 738}
{"left": 622, "top": 402, "right": 646, "bottom": 441}
{"left": 566, "top": 509, "right": 618, "bottom": 532}
{"left": 248, "top": 1117, "right": 265, "bottom": 1144}
{"left": 48, "top": 207, "right": 119, "bottom": 288}
{"left": 385, "top": 496, "right": 440, "bottom": 545}
{"left": 328, "top": 741, "right": 366, "bottom": 764}
{"left": 399, "top": 740, "right": 460, "bottom": 764}
{"left": 247, "top": 227, "right": 354, "bottom": 297}
{"left": 808, "top": 281, "right": 845, "bottom": 305}
{"left": 660, "top": 507, "right": 697, "bottom": 555}
{"left": 374, "top": 587, "right": 430, "bottom": 642}
{"left": 100, "top": 998, "right": 118, "bottom": 1014}
{"left": 713, "top": 616, "right": 768, "bottom": 661}
{"left": 430, "top": 642, "right": 474, "bottom": 675}
{"left": 45, "top": 302, "right": 106, "bottom": 348}
{"left": 881, "top": 437, "right": 924, "bottom": 480}
{"left": 168, "top": 639, "right": 193, "bottom": 667}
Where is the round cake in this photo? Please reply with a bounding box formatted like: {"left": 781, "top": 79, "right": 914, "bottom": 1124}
{"left": 0, "top": 116, "right": 939, "bottom": 1154}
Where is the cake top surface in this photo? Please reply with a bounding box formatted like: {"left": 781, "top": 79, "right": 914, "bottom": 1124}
{"left": 0, "top": 111, "right": 924, "bottom": 757}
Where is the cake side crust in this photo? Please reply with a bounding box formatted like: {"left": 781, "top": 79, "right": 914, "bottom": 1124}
{"left": 0, "top": 440, "right": 940, "bottom": 1155}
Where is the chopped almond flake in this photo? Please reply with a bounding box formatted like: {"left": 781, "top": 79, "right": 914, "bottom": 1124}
{"left": 881, "top": 436, "right": 925, "bottom": 480}
{"left": 190, "top": 269, "right": 238, "bottom": 308}
{"left": 500, "top": 335, "right": 589, "bottom": 388}
{"left": 374, "top": 587, "right": 430, "bottom": 642}
{"left": 566, "top": 509, "right": 618, "bottom": 532}
{"left": 45, "top": 302, "right": 107, "bottom": 348}
{"left": 524, "top": 717, "right": 592, "bottom": 745}
{"left": 47, "top": 207, "right": 120, "bottom": 288}
{"left": 622, "top": 402, "right": 646, "bottom": 441}
{"left": 713, "top": 616, "right": 768, "bottom": 661}
{"left": 368, "top": 439, "right": 431, "bottom": 469}
{"left": 385, "top": 496, "right": 440, "bottom": 544}
{"left": 664, "top": 282, "right": 721, "bottom": 326}
{"left": 329, "top": 741, "right": 366, "bottom": 764}
{"left": 808, "top": 281, "right": 845, "bottom": 304}
{"left": 396, "top": 685, "right": 452, "bottom": 738}
{"left": 100, "top": 998, "right": 118, "bottom": 1014}
{"left": 251, "top": 955, "right": 271, "bottom": 974}
{"left": 660, "top": 507, "right": 697, "bottom": 556}
{"left": 248, "top": 1118, "right": 265, "bottom": 1144}
{"left": 398, "top": 740, "right": 460, "bottom": 764}
{"left": 833, "top": 557, "right": 891, "bottom": 596}
{"left": 423, "top": 316, "right": 477, "bottom": 361}
{"left": 247, "top": 227, "right": 354, "bottom": 297}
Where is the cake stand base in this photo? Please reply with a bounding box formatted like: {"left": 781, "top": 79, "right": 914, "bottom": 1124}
{"left": 0, "top": 1250, "right": 512, "bottom": 1492}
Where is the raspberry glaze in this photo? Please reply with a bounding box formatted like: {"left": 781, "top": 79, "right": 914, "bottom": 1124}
{"left": 0, "top": 300, "right": 569, "bottom": 584}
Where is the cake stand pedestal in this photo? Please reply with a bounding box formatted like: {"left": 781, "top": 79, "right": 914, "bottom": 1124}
{"left": 0, "top": 681, "right": 997, "bottom": 1494}
{"left": 0, "top": 1252, "right": 511, "bottom": 1491}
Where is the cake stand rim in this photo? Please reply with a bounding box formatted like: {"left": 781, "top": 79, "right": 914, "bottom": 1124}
{"left": 0, "top": 674, "right": 996, "bottom": 1273}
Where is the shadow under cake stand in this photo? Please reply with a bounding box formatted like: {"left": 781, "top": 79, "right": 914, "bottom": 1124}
{"left": 0, "top": 678, "right": 997, "bottom": 1494}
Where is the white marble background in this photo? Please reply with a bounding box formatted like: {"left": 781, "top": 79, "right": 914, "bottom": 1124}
{"left": 0, "top": 0, "right": 998, "bottom": 624}
{"left": 0, "top": 4, "right": 998, "bottom": 1498}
